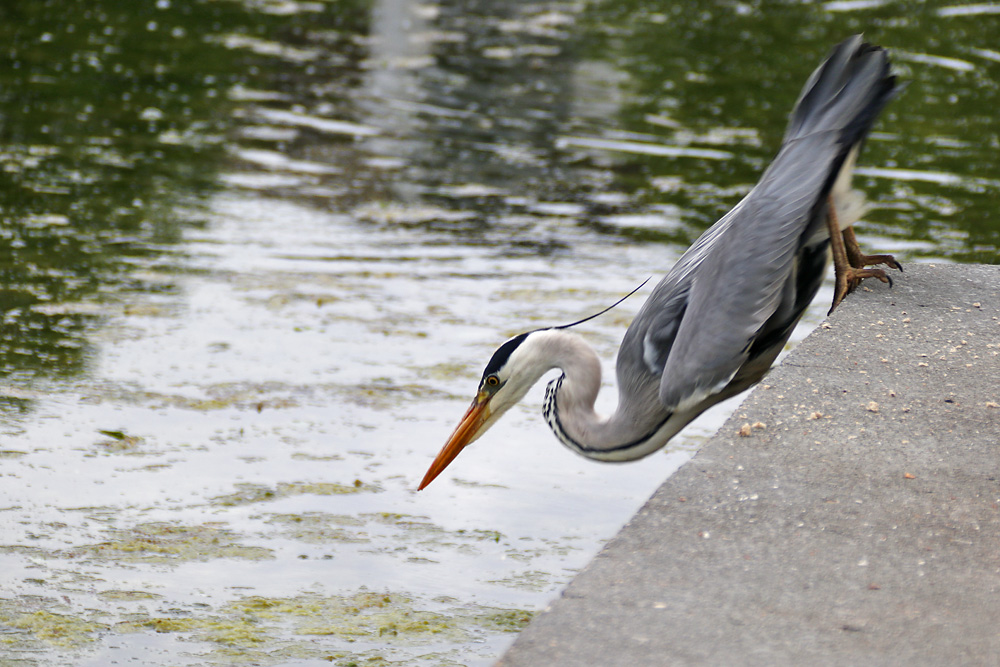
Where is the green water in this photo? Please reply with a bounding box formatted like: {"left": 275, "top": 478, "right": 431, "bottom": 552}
{"left": 1, "top": 1, "right": 997, "bottom": 665}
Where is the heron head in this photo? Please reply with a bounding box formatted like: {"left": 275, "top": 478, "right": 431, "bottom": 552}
{"left": 418, "top": 331, "right": 543, "bottom": 490}
{"left": 416, "top": 285, "right": 645, "bottom": 490}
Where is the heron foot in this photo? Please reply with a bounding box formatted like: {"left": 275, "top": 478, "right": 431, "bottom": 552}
{"left": 827, "top": 216, "right": 902, "bottom": 314}
{"left": 830, "top": 266, "right": 894, "bottom": 313}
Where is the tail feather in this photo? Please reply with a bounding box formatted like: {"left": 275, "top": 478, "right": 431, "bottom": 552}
{"left": 783, "top": 35, "right": 900, "bottom": 150}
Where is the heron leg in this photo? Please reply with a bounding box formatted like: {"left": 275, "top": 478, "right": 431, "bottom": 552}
{"left": 827, "top": 198, "right": 854, "bottom": 313}
{"left": 826, "top": 198, "right": 896, "bottom": 314}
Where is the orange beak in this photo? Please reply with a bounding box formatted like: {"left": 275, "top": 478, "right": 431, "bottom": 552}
{"left": 418, "top": 394, "right": 491, "bottom": 490}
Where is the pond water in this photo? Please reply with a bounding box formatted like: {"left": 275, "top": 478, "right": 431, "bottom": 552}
{"left": 1, "top": 1, "right": 997, "bottom": 665}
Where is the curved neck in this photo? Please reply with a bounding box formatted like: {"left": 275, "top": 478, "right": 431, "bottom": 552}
{"left": 522, "top": 330, "right": 679, "bottom": 462}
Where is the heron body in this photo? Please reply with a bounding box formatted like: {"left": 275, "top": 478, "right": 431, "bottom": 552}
{"left": 419, "top": 36, "right": 901, "bottom": 490}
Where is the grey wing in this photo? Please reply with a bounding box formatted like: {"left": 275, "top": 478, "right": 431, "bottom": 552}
{"left": 614, "top": 156, "right": 821, "bottom": 416}
{"left": 613, "top": 199, "right": 738, "bottom": 415}
{"left": 656, "top": 134, "right": 835, "bottom": 410}
{"left": 614, "top": 186, "right": 751, "bottom": 387}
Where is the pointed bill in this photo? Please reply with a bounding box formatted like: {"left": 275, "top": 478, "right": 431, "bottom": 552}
{"left": 418, "top": 394, "right": 491, "bottom": 490}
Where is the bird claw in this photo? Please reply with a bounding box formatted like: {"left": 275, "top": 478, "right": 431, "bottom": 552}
{"left": 851, "top": 266, "right": 892, "bottom": 287}
{"left": 829, "top": 266, "right": 896, "bottom": 314}
{"left": 855, "top": 253, "right": 903, "bottom": 273}
{"left": 827, "top": 215, "right": 903, "bottom": 314}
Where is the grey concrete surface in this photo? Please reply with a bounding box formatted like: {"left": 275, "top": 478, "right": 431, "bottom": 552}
{"left": 500, "top": 263, "right": 1000, "bottom": 666}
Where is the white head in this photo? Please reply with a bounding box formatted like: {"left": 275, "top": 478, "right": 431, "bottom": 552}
{"left": 418, "top": 329, "right": 557, "bottom": 490}
{"left": 417, "top": 285, "right": 645, "bottom": 490}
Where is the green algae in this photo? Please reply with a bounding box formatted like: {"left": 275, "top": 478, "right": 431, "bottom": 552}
{"left": 217, "top": 591, "right": 533, "bottom": 646}
{"left": 0, "top": 544, "right": 50, "bottom": 558}
{"left": 10, "top": 611, "right": 106, "bottom": 646}
{"left": 261, "top": 510, "right": 522, "bottom": 562}
{"left": 212, "top": 480, "right": 381, "bottom": 507}
{"left": 0, "top": 600, "right": 106, "bottom": 650}
{"left": 362, "top": 513, "right": 506, "bottom": 551}
{"left": 74, "top": 378, "right": 451, "bottom": 414}
{"left": 291, "top": 451, "right": 344, "bottom": 461}
{"left": 115, "top": 615, "right": 272, "bottom": 647}
{"left": 82, "top": 522, "right": 274, "bottom": 563}
{"left": 266, "top": 512, "right": 369, "bottom": 544}
{"left": 487, "top": 570, "right": 555, "bottom": 592}
{"left": 348, "top": 380, "right": 452, "bottom": 410}
{"left": 79, "top": 591, "right": 535, "bottom": 665}
{"left": 227, "top": 592, "right": 462, "bottom": 642}
{"left": 76, "top": 381, "right": 308, "bottom": 412}
{"left": 451, "top": 477, "right": 508, "bottom": 489}
{"left": 0, "top": 507, "right": 540, "bottom": 662}
{"left": 95, "top": 429, "right": 145, "bottom": 453}
{"left": 424, "top": 361, "right": 470, "bottom": 382}
{"left": 97, "top": 589, "right": 162, "bottom": 602}
{"left": 477, "top": 609, "right": 535, "bottom": 633}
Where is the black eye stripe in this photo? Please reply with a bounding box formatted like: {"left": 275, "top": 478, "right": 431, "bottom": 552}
{"left": 482, "top": 332, "right": 531, "bottom": 380}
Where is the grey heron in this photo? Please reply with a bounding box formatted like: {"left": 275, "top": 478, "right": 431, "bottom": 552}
{"left": 419, "top": 35, "right": 901, "bottom": 490}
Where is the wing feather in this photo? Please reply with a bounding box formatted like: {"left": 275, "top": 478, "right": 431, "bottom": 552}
{"left": 656, "top": 182, "right": 820, "bottom": 410}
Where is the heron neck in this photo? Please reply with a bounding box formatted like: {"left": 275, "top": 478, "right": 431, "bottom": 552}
{"left": 530, "top": 330, "right": 676, "bottom": 462}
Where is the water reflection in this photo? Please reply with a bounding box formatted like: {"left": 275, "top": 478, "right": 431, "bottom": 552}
{"left": 1, "top": 0, "right": 999, "bottom": 664}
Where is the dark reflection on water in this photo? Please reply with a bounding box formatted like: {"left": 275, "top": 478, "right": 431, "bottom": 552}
{"left": 0, "top": 0, "right": 368, "bottom": 390}
{"left": 0, "top": 2, "right": 996, "bottom": 398}
{"left": 577, "top": 0, "right": 1000, "bottom": 261}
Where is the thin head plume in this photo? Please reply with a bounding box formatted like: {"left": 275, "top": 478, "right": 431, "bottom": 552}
{"left": 553, "top": 278, "right": 650, "bottom": 331}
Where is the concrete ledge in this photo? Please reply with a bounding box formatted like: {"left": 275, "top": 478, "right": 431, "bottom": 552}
{"left": 500, "top": 264, "right": 1000, "bottom": 666}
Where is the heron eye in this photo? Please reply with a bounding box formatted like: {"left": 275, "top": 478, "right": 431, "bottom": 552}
{"left": 485, "top": 375, "right": 500, "bottom": 387}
